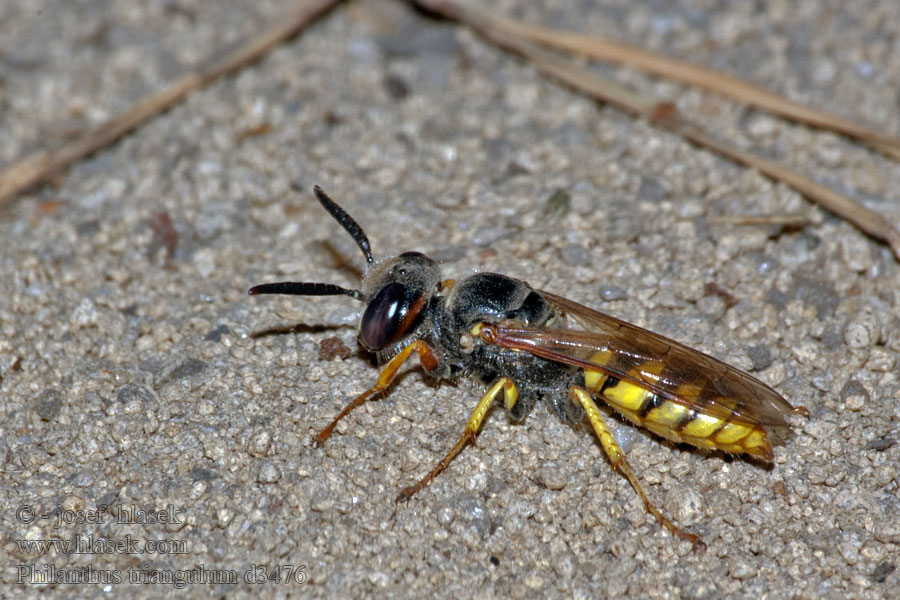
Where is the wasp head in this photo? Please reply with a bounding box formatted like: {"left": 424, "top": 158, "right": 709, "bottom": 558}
{"left": 249, "top": 186, "right": 441, "bottom": 353}
{"left": 356, "top": 250, "right": 440, "bottom": 352}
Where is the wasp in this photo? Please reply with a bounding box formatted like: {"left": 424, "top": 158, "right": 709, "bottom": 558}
{"left": 250, "top": 186, "right": 807, "bottom": 547}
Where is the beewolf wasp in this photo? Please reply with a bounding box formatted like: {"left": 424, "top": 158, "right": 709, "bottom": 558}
{"left": 250, "top": 186, "right": 806, "bottom": 547}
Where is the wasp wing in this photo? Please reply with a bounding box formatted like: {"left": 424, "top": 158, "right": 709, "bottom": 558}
{"left": 482, "top": 290, "right": 794, "bottom": 427}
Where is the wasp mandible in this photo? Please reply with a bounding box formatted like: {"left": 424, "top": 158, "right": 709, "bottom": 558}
{"left": 250, "top": 186, "right": 807, "bottom": 547}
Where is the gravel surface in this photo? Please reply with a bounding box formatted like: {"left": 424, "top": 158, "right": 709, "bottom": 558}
{"left": 2, "top": 1, "right": 899, "bottom": 598}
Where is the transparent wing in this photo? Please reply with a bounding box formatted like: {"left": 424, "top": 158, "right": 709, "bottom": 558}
{"left": 479, "top": 290, "right": 795, "bottom": 427}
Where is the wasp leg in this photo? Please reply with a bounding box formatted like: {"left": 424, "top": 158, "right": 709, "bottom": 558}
{"left": 313, "top": 339, "right": 439, "bottom": 447}
{"left": 568, "top": 386, "right": 704, "bottom": 550}
{"left": 396, "top": 377, "right": 518, "bottom": 503}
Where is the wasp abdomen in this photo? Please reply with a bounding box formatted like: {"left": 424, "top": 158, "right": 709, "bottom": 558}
{"left": 583, "top": 351, "right": 772, "bottom": 461}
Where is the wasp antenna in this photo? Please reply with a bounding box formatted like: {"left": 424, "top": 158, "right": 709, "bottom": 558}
{"left": 248, "top": 281, "right": 363, "bottom": 301}
{"left": 297, "top": 184, "right": 375, "bottom": 265}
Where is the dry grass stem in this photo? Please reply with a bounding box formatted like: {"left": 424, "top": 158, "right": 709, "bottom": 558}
{"left": 502, "top": 20, "right": 900, "bottom": 160}
{"left": 414, "top": 0, "right": 900, "bottom": 259}
{"left": 0, "top": 0, "right": 341, "bottom": 209}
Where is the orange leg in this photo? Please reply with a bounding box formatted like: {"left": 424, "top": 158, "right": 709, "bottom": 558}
{"left": 396, "top": 377, "right": 518, "bottom": 503}
{"left": 569, "top": 386, "right": 705, "bottom": 550}
{"left": 313, "top": 340, "right": 439, "bottom": 447}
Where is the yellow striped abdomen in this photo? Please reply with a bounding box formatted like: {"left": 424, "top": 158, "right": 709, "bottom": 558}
{"left": 583, "top": 351, "right": 773, "bottom": 461}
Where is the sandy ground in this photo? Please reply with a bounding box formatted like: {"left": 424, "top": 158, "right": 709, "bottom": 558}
{"left": 2, "top": 1, "right": 899, "bottom": 598}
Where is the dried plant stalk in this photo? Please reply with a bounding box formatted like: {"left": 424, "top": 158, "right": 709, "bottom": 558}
{"left": 413, "top": 0, "right": 900, "bottom": 259}
{"left": 0, "top": 0, "right": 340, "bottom": 209}
{"left": 501, "top": 20, "right": 900, "bottom": 160}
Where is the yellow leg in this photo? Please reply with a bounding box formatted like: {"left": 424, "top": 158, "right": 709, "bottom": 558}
{"left": 313, "top": 340, "right": 439, "bottom": 447}
{"left": 396, "top": 377, "right": 518, "bottom": 503}
{"left": 569, "top": 386, "right": 704, "bottom": 549}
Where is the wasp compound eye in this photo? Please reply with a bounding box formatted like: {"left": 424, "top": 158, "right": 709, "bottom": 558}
{"left": 359, "top": 282, "right": 425, "bottom": 351}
